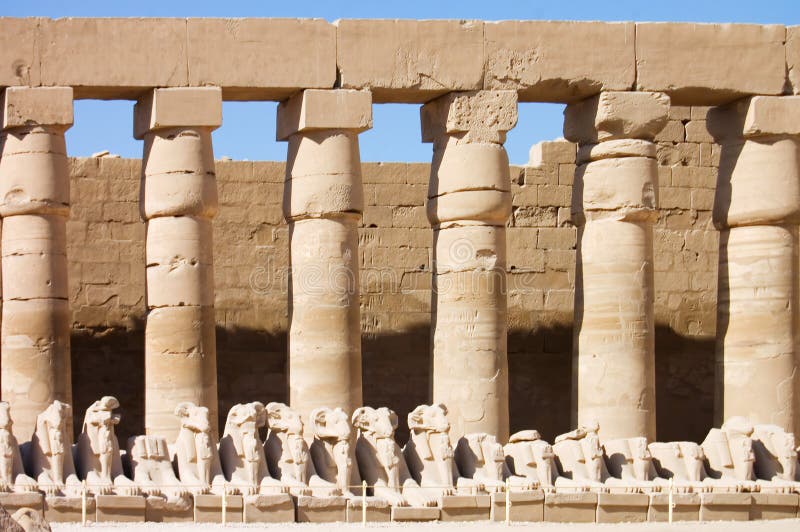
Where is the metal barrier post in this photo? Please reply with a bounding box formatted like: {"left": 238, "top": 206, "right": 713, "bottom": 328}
{"left": 668, "top": 477, "right": 674, "bottom": 523}
{"left": 362, "top": 480, "right": 367, "bottom": 526}
{"left": 505, "top": 478, "right": 511, "bottom": 525}
{"left": 81, "top": 480, "right": 87, "bottom": 526}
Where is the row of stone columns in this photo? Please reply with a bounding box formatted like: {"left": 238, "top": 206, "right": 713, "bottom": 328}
{"left": 0, "top": 86, "right": 797, "bottom": 444}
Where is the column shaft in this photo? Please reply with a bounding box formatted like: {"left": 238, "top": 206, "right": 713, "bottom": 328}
{"left": 565, "top": 91, "right": 670, "bottom": 441}
{"left": 422, "top": 91, "right": 517, "bottom": 442}
{"left": 0, "top": 87, "right": 73, "bottom": 439}
{"left": 277, "top": 90, "right": 371, "bottom": 427}
{"left": 135, "top": 88, "right": 222, "bottom": 440}
{"left": 710, "top": 96, "right": 800, "bottom": 435}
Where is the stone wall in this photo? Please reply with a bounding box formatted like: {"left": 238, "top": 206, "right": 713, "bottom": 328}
{"left": 67, "top": 104, "right": 718, "bottom": 443}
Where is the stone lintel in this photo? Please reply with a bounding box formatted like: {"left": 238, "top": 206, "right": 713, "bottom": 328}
{"left": 134, "top": 87, "right": 222, "bottom": 140}
{"left": 276, "top": 89, "right": 372, "bottom": 141}
{"left": 563, "top": 91, "right": 670, "bottom": 144}
{"left": 421, "top": 90, "right": 518, "bottom": 143}
{"left": 1, "top": 87, "right": 73, "bottom": 130}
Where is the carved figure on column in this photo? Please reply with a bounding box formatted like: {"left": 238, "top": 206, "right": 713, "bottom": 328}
{"left": 352, "top": 406, "right": 437, "bottom": 508}
{"left": 402, "top": 404, "right": 483, "bottom": 497}
{"left": 455, "top": 433, "right": 537, "bottom": 492}
{"left": 26, "top": 401, "right": 80, "bottom": 496}
{"left": 504, "top": 430, "right": 587, "bottom": 492}
{"left": 264, "top": 402, "right": 338, "bottom": 496}
{"left": 0, "top": 402, "right": 37, "bottom": 493}
{"left": 173, "top": 402, "right": 232, "bottom": 495}
{"left": 218, "top": 402, "right": 286, "bottom": 496}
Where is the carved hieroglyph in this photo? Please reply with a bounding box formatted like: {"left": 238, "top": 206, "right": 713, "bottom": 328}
{"left": 421, "top": 91, "right": 517, "bottom": 442}
{"left": 504, "top": 430, "right": 587, "bottom": 493}
{"left": 309, "top": 407, "right": 360, "bottom": 497}
{"left": 352, "top": 406, "right": 437, "bottom": 508}
{"left": 565, "top": 91, "right": 670, "bottom": 442}
{"left": 454, "top": 432, "right": 537, "bottom": 492}
{"left": 218, "top": 402, "right": 285, "bottom": 496}
{"left": 0, "top": 87, "right": 74, "bottom": 440}
{"left": 277, "top": 90, "right": 372, "bottom": 431}
{"left": 264, "top": 402, "right": 339, "bottom": 496}
{"left": 26, "top": 400, "right": 80, "bottom": 496}
{"left": 402, "top": 404, "right": 483, "bottom": 496}
{"left": 135, "top": 87, "right": 222, "bottom": 441}
{"left": 173, "top": 402, "right": 231, "bottom": 495}
{"left": 75, "top": 396, "right": 138, "bottom": 495}
{"left": 0, "top": 402, "right": 37, "bottom": 493}
{"left": 709, "top": 96, "right": 800, "bottom": 436}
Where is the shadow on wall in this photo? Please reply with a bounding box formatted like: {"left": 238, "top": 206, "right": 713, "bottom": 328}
{"left": 69, "top": 322, "right": 714, "bottom": 445}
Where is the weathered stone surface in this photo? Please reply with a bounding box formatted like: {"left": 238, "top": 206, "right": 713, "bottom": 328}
{"left": 742, "top": 95, "right": 800, "bottom": 137}
{"left": 421, "top": 90, "right": 517, "bottom": 143}
{"left": 1, "top": 87, "right": 72, "bottom": 130}
{"left": 276, "top": 89, "right": 372, "bottom": 140}
{"left": 564, "top": 91, "right": 670, "bottom": 144}
{"left": 188, "top": 18, "right": 335, "bottom": 100}
{"left": 485, "top": 21, "right": 635, "bottom": 102}
{"left": 635, "top": 22, "right": 786, "bottom": 104}
{"left": 0, "top": 18, "right": 41, "bottom": 88}
{"left": 789, "top": 26, "right": 800, "bottom": 95}
{"left": 133, "top": 88, "right": 222, "bottom": 140}
{"left": 38, "top": 18, "right": 188, "bottom": 98}
{"left": 336, "top": 19, "right": 484, "bottom": 102}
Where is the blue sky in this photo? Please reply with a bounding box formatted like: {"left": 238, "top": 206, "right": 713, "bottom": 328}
{"left": 3, "top": 1, "right": 798, "bottom": 164}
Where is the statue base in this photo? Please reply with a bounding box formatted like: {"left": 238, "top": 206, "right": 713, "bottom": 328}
{"left": 544, "top": 491, "right": 597, "bottom": 522}
{"left": 194, "top": 494, "right": 242, "bottom": 523}
{"left": 244, "top": 494, "right": 294, "bottom": 522}
{"left": 700, "top": 492, "right": 751, "bottom": 521}
{"left": 490, "top": 490, "right": 544, "bottom": 521}
{"left": 295, "top": 495, "right": 348, "bottom": 522}
{"left": 346, "top": 497, "right": 390, "bottom": 522}
{"left": 96, "top": 494, "right": 145, "bottom": 522}
{"left": 648, "top": 492, "right": 701, "bottom": 521}
{"left": 439, "top": 494, "right": 491, "bottom": 521}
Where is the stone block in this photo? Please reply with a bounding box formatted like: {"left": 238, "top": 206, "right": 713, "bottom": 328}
{"left": 596, "top": 492, "right": 649, "bottom": 523}
{"left": 44, "top": 496, "right": 93, "bottom": 523}
{"left": 95, "top": 495, "right": 146, "bottom": 523}
{"left": 0, "top": 18, "right": 41, "bottom": 87}
{"left": 144, "top": 495, "right": 194, "bottom": 522}
{"left": 529, "top": 140, "right": 576, "bottom": 166}
{"left": 647, "top": 492, "right": 701, "bottom": 522}
{"left": 243, "top": 494, "right": 295, "bottom": 523}
{"left": 485, "top": 21, "right": 635, "bottom": 102}
{"left": 337, "top": 19, "right": 483, "bottom": 103}
{"left": 134, "top": 87, "right": 222, "bottom": 139}
{"left": 749, "top": 492, "right": 799, "bottom": 520}
{"left": 421, "top": 90, "right": 518, "bottom": 142}
{"left": 741, "top": 95, "right": 800, "bottom": 137}
{"left": 789, "top": 26, "right": 800, "bottom": 95}
{"left": 390, "top": 506, "right": 440, "bottom": 521}
{"left": 38, "top": 18, "right": 188, "bottom": 99}
{"left": 194, "top": 494, "right": 243, "bottom": 523}
{"left": 295, "top": 495, "right": 348, "bottom": 522}
{"left": 439, "top": 494, "right": 492, "bottom": 521}
{"left": 490, "top": 490, "right": 545, "bottom": 522}
{"left": 699, "top": 492, "right": 751, "bottom": 521}
{"left": 345, "top": 497, "right": 391, "bottom": 522}
{"left": 684, "top": 120, "right": 714, "bottom": 143}
{"left": 276, "top": 89, "right": 372, "bottom": 140}
{"left": 635, "top": 22, "right": 786, "bottom": 104}
{"left": 0, "top": 492, "right": 44, "bottom": 516}
{"left": 2, "top": 87, "right": 73, "bottom": 129}
{"left": 564, "top": 91, "right": 670, "bottom": 143}
{"left": 188, "top": 18, "right": 335, "bottom": 100}
{"left": 544, "top": 492, "right": 597, "bottom": 523}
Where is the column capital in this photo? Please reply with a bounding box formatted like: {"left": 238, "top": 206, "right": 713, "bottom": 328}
{"left": 134, "top": 87, "right": 222, "bottom": 140}
{"left": 1, "top": 87, "right": 73, "bottom": 130}
{"left": 708, "top": 95, "right": 800, "bottom": 142}
{"left": 564, "top": 91, "right": 669, "bottom": 144}
{"left": 276, "top": 89, "right": 372, "bottom": 141}
{"left": 421, "top": 90, "right": 517, "bottom": 144}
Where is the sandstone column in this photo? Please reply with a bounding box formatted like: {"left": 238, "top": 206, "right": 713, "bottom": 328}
{"left": 421, "top": 90, "right": 517, "bottom": 442}
{"left": 564, "top": 91, "right": 670, "bottom": 442}
{"left": 277, "top": 89, "right": 372, "bottom": 427}
{"left": 709, "top": 96, "right": 800, "bottom": 436}
{"left": 135, "top": 87, "right": 222, "bottom": 440}
{"left": 0, "top": 87, "right": 74, "bottom": 440}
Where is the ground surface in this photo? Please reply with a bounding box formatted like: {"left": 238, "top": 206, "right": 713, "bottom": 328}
{"left": 51, "top": 519, "right": 800, "bottom": 531}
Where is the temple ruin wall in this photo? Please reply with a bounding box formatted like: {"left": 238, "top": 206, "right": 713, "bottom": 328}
{"left": 67, "top": 104, "right": 717, "bottom": 444}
